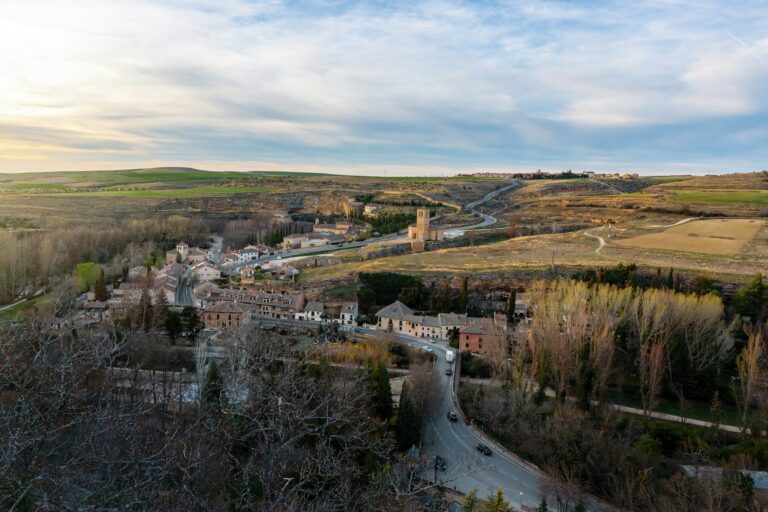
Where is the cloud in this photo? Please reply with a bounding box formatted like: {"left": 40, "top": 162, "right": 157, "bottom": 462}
{"left": 0, "top": 0, "right": 766, "bottom": 174}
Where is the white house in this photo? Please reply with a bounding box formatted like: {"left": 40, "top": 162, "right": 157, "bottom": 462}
{"left": 295, "top": 301, "right": 325, "bottom": 322}
{"left": 192, "top": 262, "right": 221, "bottom": 282}
{"left": 339, "top": 302, "right": 358, "bottom": 325}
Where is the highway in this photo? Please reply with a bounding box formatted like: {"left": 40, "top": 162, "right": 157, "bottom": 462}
{"left": 388, "top": 332, "right": 609, "bottom": 511}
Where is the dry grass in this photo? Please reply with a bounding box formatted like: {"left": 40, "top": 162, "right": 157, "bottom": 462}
{"left": 614, "top": 219, "right": 765, "bottom": 256}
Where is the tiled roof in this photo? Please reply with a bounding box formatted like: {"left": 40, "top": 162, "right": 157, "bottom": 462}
{"left": 375, "top": 301, "right": 413, "bottom": 320}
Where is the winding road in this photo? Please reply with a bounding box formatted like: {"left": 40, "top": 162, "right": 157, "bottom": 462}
{"left": 385, "top": 332, "right": 610, "bottom": 512}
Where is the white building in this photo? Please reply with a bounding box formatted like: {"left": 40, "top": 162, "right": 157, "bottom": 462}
{"left": 192, "top": 262, "right": 221, "bottom": 282}
{"left": 295, "top": 301, "right": 325, "bottom": 322}
{"left": 339, "top": 302, "right": 358, "bottom": 325}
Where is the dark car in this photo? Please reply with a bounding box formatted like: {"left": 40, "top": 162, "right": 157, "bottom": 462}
{"left": 445, "top": 368, "right": 453, "bottom": 376}
{"left": 476, "top": 443, "right": 492, "bottom": 456}
{"left": 435, "top": 455, "right": 447, "bottom": 471}
{"left": 446, "top": 411, "right": 458, "bottom": 422}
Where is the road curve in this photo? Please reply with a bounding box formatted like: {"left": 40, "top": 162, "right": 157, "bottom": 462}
{"left": 444, "top": 181, "right": 520, "bottom": 239}
{"left": 387, "top": 333, "right": 610, "bottom": 512}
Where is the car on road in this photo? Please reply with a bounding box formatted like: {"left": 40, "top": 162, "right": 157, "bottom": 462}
{"left": 422, "top": 346, "right": 433, "bottom": 353}
{"left": 435, "top": 455, "right": 446, "bottom": 471}
{"left": 476, "top": 443, "right": 492, "bottom": 456}
{"left": 446, "top": 411, "right": 458, "bottom": 422}
{"left": 445, "top": 368, "right": 453, "bottom": 376}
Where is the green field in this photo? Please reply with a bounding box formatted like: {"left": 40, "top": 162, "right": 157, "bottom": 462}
{"left": 669, "top": 190, "right": 768, "bottom": 205}
{"left": 21, "top": 186, "right": 273, "bottom": 198}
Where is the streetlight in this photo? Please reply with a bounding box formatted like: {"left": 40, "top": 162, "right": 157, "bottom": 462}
{"left": 519, "top": 491, "right": 523, "bottom": 511}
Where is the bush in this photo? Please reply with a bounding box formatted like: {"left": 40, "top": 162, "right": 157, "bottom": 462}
{"left": 460, "top": 352, "right": 491, "bottom": 379}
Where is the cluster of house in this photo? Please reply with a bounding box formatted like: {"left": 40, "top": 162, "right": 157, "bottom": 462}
{"left": 196, "top": 284, "right": 358, "bottom": 330}
{"left": 281, "top": 219, "right": 365, "bottom": 249}
{"left": 374, "top": 300, "right": 509, "bottom": 355}
{"left": 220, "top": 243, "right": 275, "bottom": 265}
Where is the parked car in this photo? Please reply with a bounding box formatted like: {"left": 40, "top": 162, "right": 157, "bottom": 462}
{"left": 476, "top": 443, "right": 492, "bottom": 456}
{"left": 435, "top": 455, "right": 446, "bottom": 471}
{"left": 446, "top": 411, "right": 458, "bottom": 422}
{"left": 422, "top": 346, "right": 433, "bottom": 353}
{"left": 445, "top": 368, "right": 453, "bottom": 376}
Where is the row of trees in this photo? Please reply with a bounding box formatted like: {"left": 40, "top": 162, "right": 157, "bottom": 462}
{"left": 526, "top": 280, "right": 736, "bottom": 413}
{"left": 0, "top": 215, "right": 209, "bottom": 303}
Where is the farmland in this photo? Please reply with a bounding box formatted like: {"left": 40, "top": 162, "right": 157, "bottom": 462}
{"left": 668, "top": 190, "right": 768, "bottom": 205}
{"left": 614, "top": 218, "right": 765, "bottom": 256}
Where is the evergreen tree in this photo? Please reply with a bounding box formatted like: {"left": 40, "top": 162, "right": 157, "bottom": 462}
{"left": 575, "top": 342, "right": 595, "bottom": 411}
{"left": 183, "top": 306, "right": 203, "bottom": 341}
{"left": 506, "top": 289, "right": 517, "bottom": 320}
{"left": 573, "top": 503, "right": 586, "bottom": 512}
{"left": 165, "top": 310, "right": 182, "bottom": 345}
{"left": 94, "top": 269, "right": 108, "bottom": 301}
{"left": 481, "top": 488, "right": 510, "bottom": 512}
{"left": 202, "top": 360, "right": 226, "bottom": 407}
{"left": 395, "top": 393, "right": 420, "bottom": 451}
{"left": 462, "top": 489, "right": 479, "bottom": 512}
{"left": 448, "top": 327, "right": 460, "bottom": 349}
{"left": 667, "top": 268, "right": 675, "bottom": 289}
{"left": 153, "top": 291, "right": 169, "bottom": 333}
{"left": 459, "top": 276, "right": 469, "bottom": 312}
{"left": 538, "top": 497, "right": 548, "bottom": 512}
{"left": 368, "top": 362, "right": 393, "bottom": 420}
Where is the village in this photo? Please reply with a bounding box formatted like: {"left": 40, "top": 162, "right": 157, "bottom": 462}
{"left": 67, "top": 206, "right": 530, "bottom": 359}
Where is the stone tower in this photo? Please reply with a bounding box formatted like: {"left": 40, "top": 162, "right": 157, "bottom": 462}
{"left": 415, "top": 208, "right": 430, "bottom": 241}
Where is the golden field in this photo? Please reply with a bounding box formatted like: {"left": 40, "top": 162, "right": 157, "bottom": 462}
{"left": 614, "top": 219, "right": 765, "bottom": 256}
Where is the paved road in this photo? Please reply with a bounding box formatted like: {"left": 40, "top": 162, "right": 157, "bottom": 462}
{"left": 444, "top": 181, "right": 520, "bottom": 239}
{"left": 175, "top": 271, "right": 194, "bottom": 307}
{"left": 382, "top": 332, "right": 609, "bottom": 511}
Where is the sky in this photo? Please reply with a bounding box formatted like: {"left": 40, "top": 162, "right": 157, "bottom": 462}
{"left": 1, "top": 0, "right": 767, "bottom": 176}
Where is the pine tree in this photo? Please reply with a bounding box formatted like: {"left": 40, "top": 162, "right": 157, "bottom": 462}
{"left": 368, "top": 362, "right": 392, "bottom": 420}
{"left": 506, "top": 289, "right": 517, "bottom": 320}
{"left": 459, "top": 276, "right": 469, "bottom": 312}
{"left": 165, "top": 311, "right": 182, "bottom": 345}
{"left": 462, "top": 489, "right": 479, "bottom": 512}
{"left": 538, "top": 497, "right": 548, "bottom": 512}
{"left": 202, "top": 360, "right": 226, "bottom": 407}
{"left": 575, "top": 342, "right": 595, "bottom": 411}
{"left": 481, "top": 488, "right": 510, "bottom": 512}
{"left": 94, "top": 269, "right": 108, "bottom": 301}
{"left": 395, "top": 393, "right": 420, "bottom": 451}
{"left": 667, "top": 268, "right": 675, "bottom": 289}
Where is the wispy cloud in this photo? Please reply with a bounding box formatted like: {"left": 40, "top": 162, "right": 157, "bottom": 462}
{"left": 0, "top": 0, "right": 766, "bottom": 174}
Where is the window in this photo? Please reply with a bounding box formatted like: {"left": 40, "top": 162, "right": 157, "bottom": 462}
{"left": 465, "top": 343, "right": 470, "bottom": 348}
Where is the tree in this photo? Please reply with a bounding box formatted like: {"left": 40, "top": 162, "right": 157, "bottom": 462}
{"left": 638, "top": 339, "right": 665, "bottom": 416}
{"left": 538, "top": 497, "right": 548, "bottom": 512}
{"left": 183, "top": 306, "right": 203, "bottom": 341}
{"left": 201, "top": 359, "right": 225, "bottom": 407}
{"left": 734, "top": 331, "right": 764, "bottom": 433}
{"left": 448, "top": 327, "right": 460, "bottom": 349}
{"left": 506, "top": 289, "right": 517, "bottom": 320}
{"left": 732, "top": 273, "right": 768, "bottom": 323}
{"left": 462, "top": 489, "right": 480, "bottom": 512}
{"left": 368, "top": 362, "right": 393, "bottom": 420}
{"left": 459, "top": 276, "right": 469, "bottom": 312}
{"left": 395, "top": 393, "right": 420, "bottom": 451}
{"left": 75, "top": 262, "right": 101, "bottom": 293}
{"left": 94, "top": 269, "right": 108, "bottom": 301}
{"left": 482, "top": 488, "right": 510, "bottom": 512}
{"left": 575, "top": 341, "right": 595, "bottom": 411}
{"left": 165, "top": 311, "right": 182, "bottom": 345}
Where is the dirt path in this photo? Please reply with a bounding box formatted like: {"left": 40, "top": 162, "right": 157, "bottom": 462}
{"left": 646, "top": 217, "right": 698, "bottom": 229}
{"left": 584, "top": 226, "right": 607, "bottom": 254}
